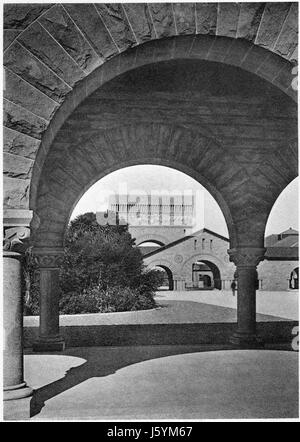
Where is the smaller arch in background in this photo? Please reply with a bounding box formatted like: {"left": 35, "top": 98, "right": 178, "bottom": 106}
{"left": 192, "top": 260, "right": 222, "bottom": 291}
{"left": 146, "top": 258, "right": 177, "bottom": 293}
{"left": 137, "top": 239, "right": 165, "bottom": 247}
{"left": 152, "top": 265, "right": 174, "bottom": 291}
{"left": 181, "top": 253, "right": 226, "bottom": 291}
{"left": 289, "top": 267, "right": 299, "bottom": 290}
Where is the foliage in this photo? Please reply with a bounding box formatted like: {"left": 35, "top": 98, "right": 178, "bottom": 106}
{"left": 59, "top": 284, "right": 159, "bottom": 315}
{"left": 60, "top": 212, "right": 146, "bottom": 294}
{"left": 22, "top": 247, "right": 39, "bottom": 315}
{"left": 25, "top": 212, "right": 163, "bottom": 315}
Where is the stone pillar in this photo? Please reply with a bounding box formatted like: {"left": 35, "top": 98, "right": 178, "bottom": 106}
{"left": 3, "top": 223, "right": 33, "bottom": 419}
{"left": 228, "top": 247, "right": 266, "bottom": 348}
{"left": 33, "top": 248, "right": 65, "bottom": 352}
{"left": 3, "top": 250, "right": 33, "bottom": 401}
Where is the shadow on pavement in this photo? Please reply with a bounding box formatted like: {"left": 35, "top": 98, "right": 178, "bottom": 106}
{"left": 29, "top": 343, "right": 295, "bottom": 418}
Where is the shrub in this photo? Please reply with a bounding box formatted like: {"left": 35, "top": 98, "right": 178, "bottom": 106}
{"left": 59, "top": 285, "right": 157, "bottom": 315}
{"left": 24, "top": 213, "right": 164, "bottom": 316}
{"left": 59, "top": 290, "right": 100, "bottom": 315}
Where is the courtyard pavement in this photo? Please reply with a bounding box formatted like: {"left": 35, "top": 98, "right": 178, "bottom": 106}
{"left": 22, "top": 290, "right": 299, "bottom": 420}
{"left": 158, "top": 290, "right": 299, "bottom": 321}
{"left": 26, "top": 347, "right": 298, "bottom": 420}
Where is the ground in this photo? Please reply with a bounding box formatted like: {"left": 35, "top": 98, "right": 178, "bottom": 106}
{"left": 26, "top": 348, "right": 298, "bottom": 420}
{"left": 23, "top": 290, "right": 298, "bottom": 420}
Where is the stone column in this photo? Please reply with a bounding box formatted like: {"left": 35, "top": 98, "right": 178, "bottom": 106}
{"left": 228, "top": 247, "right": 266, "bottom": 348}
{"left": 33, "top": 248, "right": 65, "bottom": 352}
{"left": 3, "top": 225, "right": 33, "bottom": 419}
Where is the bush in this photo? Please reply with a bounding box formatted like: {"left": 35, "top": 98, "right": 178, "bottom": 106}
{"left": 59, "top": 285, "right": 157, "bottom": 315}
{"left": 24, "top": 213, "right": 165, "bottom": 316}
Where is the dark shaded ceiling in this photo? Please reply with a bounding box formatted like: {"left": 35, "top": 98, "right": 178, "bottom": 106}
{"left": 99, "top": 58, "right": 294, "bottom": 104}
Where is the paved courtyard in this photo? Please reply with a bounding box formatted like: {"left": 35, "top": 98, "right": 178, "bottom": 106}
{"left": 158, "top": 290, "right": 299, "bottom": 321}
{"left": 22, "top": 290, "right": 299, "bottom": 420}
{"left": 26, "top": 347, "right": 298, "bottom": 420}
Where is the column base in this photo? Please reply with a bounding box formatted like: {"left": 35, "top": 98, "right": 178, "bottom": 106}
{"left": 33, "top": 336, "right": 65, "bottom": 352}
{"left": 230, "top": 332, "right": 264, "bottom": 349}
{"left": 4, "top": 382, "right": 33, "bottom": 401}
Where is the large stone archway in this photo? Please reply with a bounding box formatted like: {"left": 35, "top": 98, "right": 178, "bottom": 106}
{"left": 3, "top": 3, "right": 298, "bottom": 414}
{"left": 31, "top": 57, "right": 297, "bottom": 251}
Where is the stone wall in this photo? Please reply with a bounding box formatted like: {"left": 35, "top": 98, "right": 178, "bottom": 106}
{"left": 258, "top": 260, "right": 298, "bottom": 291}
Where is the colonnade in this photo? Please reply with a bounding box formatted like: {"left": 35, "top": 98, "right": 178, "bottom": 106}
{"left": 3, "top": 224, "right": 266, "bottom": 412}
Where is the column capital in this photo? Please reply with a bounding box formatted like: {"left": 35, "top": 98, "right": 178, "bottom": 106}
{"left": 228, "top": 247, "right": 266, "bottom": 268}
{"left": 3, "top": 226, "right": 30, "bottom": 253}
{"left": 33, "top": 247, "right": 64, "bottom": 269}
{"left": 3, "top": 209, "right": 40, "bottom": 254}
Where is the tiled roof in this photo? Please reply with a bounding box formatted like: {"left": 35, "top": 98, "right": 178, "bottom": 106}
{"left": 143, "top": 228, "right": 299, "bottom": 260}
{"left": 271, "top": 237, "right": 298, "bottom": 248}
{"left": 265, "top": 247, "right": 298, "bottom": 260}
{"left": 280, "top": 227, "right": 298, "bottom": 235}
{"left": 265, "top": 234, "right": 278, "bottom": 247}
{"left": 143, "top": 228, "right": 229, "bottom": 258}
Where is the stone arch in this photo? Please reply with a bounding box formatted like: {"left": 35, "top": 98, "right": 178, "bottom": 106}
{"left": 135, "top": 235, "right": 168, "bottom": 247}
{"left": 32, "top": 121, "right": 239, "bottom": 248}
{"left": 3, "top": 21, "right": 297, "bottom": 209}
{"left": 191, "top": 260, "right": 222, "bottom": 290}
{"left": 148, "top": 264, "right": 175, "bottom": 291}
{"left": 4, "top": 4, "right": 298, "bottom": 213}
{"left": 181, "top": 253, "right": 228, "bottom": 284}
{"left": 2, "top": 29, "right": 295, "bottom": 251}
{"left": 28, "top": 34, "right": 297, "bottom": 207}
{"left": 146, "top": 257, "right": 177, "bottom": 274}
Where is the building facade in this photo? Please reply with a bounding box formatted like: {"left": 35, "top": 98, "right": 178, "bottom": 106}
{"left": 142, "top": 227, "right": 299, "bottom": 292}
{"left": 110, "top": 194, "right": 298, "bottom": 292}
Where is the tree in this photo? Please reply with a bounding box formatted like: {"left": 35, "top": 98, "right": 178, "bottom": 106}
{"left": 60, "top": 212, "right": 144, "bottom": 292}
{"left": 59, "top": 212, "right": 163, "bottom": 314}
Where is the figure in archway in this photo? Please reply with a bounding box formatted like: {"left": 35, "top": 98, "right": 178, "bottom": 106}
{"left": 231, "top": 281, "right": 237, "bottom": 297}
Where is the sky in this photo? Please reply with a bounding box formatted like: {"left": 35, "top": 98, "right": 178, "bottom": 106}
{"left": 71, "top": 165, "right": 298, "bottom": 238}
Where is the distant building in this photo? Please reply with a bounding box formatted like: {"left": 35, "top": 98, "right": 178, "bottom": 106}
{"left": 109, "top": 193, "right": 195, "bottom": 245}
{"left": 259, "top": 228, "right": 298, "bottom": 291}
{"left": 142, "top": 227, "right": 299, "bottom": 292}
{"left": 106, "top": 195, "right": 298, "bottom": 291}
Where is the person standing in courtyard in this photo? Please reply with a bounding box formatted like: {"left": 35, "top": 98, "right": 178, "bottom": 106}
{"left": 231, "top": 281, "right": 237, "bottom": 297}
